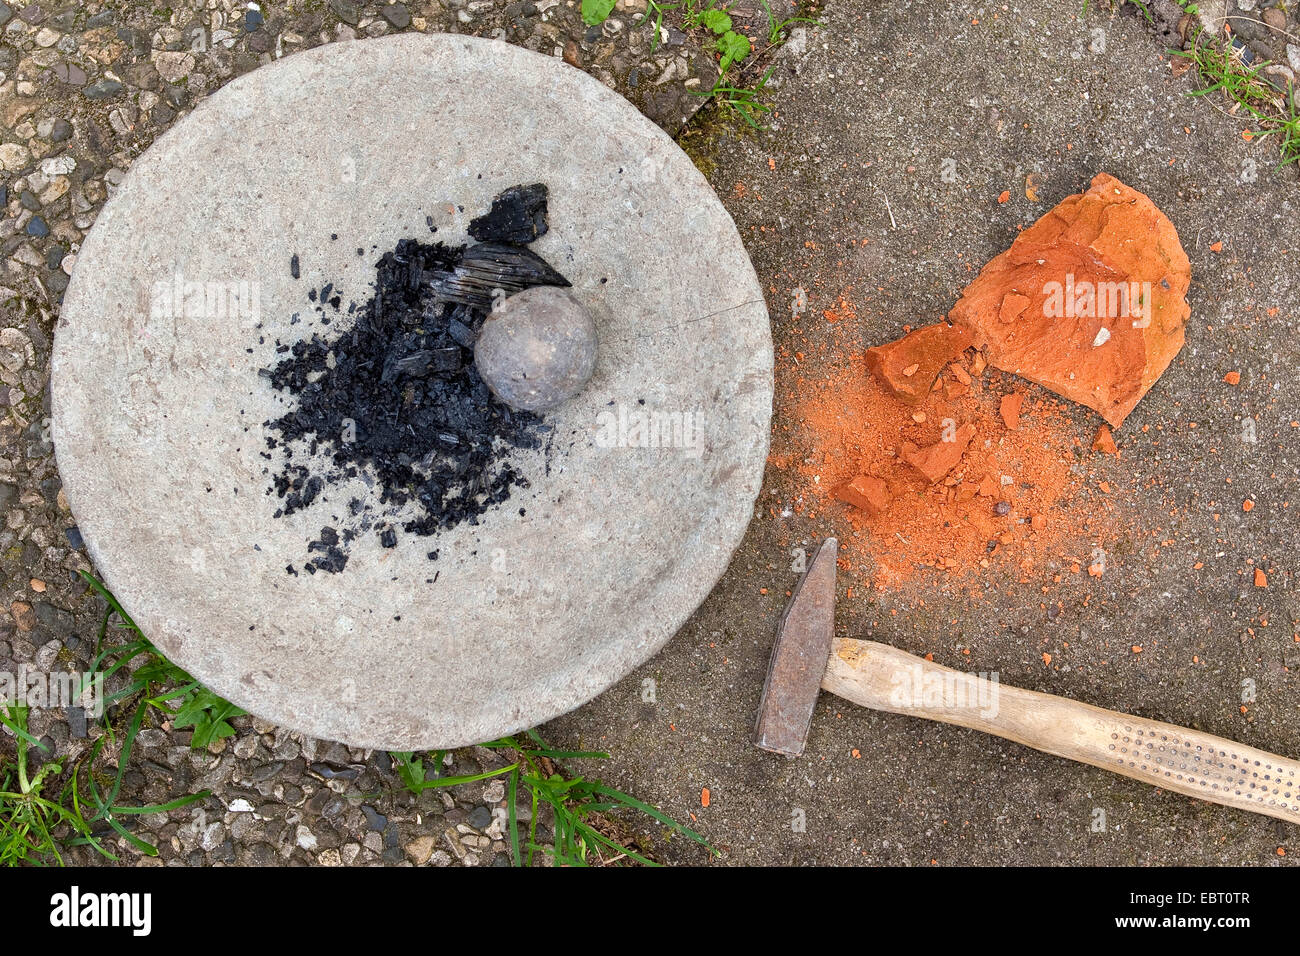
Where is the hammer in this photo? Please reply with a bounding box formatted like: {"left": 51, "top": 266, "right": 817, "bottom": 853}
{"left": 754, "top": 538, "right": 1300, "bottom": 825}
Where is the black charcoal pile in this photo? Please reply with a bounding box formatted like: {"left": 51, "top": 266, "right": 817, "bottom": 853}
{"left": 263, "top": 184, "right": 567, "bottom": 575}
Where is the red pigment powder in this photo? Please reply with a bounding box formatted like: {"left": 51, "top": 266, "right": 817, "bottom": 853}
{"left": 774, "top": 349, "right": 1121, "bottom": 591}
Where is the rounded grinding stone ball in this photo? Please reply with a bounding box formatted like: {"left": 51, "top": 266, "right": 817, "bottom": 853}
{"left": 474, "top": 286, "right": 598, "bottom": 413}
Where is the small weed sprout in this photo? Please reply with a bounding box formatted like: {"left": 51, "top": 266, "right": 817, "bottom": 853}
{"left": 1172, "top": 29, "right": 1300, "bottom": 168}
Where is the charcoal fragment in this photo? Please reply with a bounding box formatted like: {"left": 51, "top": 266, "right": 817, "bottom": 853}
{"left": 305, "top": 526, "right": 348, "bottom": 573}
{"left": 423, "top": 242, "right": 570, "bottom": 313}
{"left": 448, "top": 317, "right": 477, "bottom": 348}
{"left": 429, "top": 347, "right": 461, "bottom": 372}
{"left": 467, "top": 182, "right": 549, "bottom": 244}
{"left": 310, "top": 526, "right": 339, "bottom": 548}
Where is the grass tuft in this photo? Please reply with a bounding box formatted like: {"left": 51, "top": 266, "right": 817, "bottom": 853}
{"left": 391, "top": 729, "right": 716, "bottom": 866}
{"left": 0, "top": 703, "right": 208, "bottom": 865}
{"left": 0, "top": 572, "right": 228, "bottom": 865}
{"left": 1171, "top": 30, "right": 1300, "bottom": 169}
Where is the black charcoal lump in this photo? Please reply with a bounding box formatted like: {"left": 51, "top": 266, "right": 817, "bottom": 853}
{"left": 468, "top": 182, "right": 550, "bottom": 245}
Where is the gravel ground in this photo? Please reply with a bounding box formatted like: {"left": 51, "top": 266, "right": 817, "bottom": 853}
{"left": 1212, "top": 0, "right": 1300, "bottom": 90}
{"left": 0, "top": 0, "right": 740, "bottom": 868}
{"left": 2, "top": 0, "right": 1299, "bottom": 866}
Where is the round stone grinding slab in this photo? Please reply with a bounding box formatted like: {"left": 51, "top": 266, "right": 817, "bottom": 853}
{"left": 51, "top": 34, "right": 772, "bottom": 750}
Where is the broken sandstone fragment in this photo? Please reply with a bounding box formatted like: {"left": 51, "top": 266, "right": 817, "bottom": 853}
{"left": 947, "top": 173, "right": 1190, "bottom": 428}
{"left": 834, "top": 474, "right": 892, "bottom": 515}
{"left": 900, "top": 423, "right": 977, "bottom": 483}
{"left": 865, "top": 322, "right": 973, "bottom": 405}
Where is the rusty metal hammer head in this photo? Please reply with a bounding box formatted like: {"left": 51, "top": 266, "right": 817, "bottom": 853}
{"left": 752, "top": 537, "right": 837, "bottom": 757}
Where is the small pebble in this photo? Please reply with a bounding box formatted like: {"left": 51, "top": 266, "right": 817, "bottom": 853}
{"left": 381, "top": 3, "right": 411, "bottom": 28}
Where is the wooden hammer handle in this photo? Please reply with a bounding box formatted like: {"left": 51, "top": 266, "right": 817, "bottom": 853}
{"left": 824, "top": 639, "right": 1300, "bottom": 825}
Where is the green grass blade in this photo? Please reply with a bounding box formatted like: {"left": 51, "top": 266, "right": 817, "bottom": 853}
{"left": 80, "top": 570, "right": 140, "bottom": 631}
{"left": 109, "top": 790, "right": 210, "bottom": 815}
{"left": 574, "top": 820, "right": 660, "bottom": 866}
{"left": 591, "top": 783, "right": 715, "bottom": 852}
{"left": 507, "top": 765, "right": 521, "bottom": 867}
{"left": 409, "top": 764, "right": 518, "bottom": 791}
{"left": 522, "top": 748, "right": 611, "bottom": 760}
{"left": 0, "top": 704, "right": 45, "bottom": 750}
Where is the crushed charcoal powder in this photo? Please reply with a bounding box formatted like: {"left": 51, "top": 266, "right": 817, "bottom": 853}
{"left": 263, "top": 185, "right": 569, "bottom": 574}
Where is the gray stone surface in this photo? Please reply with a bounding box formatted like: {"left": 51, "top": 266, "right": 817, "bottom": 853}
{"left": 51, "top": 33, "right": 772, "bottom": 750}
{"left": 551, "top": 0, "right": 1300, "bottom": 864}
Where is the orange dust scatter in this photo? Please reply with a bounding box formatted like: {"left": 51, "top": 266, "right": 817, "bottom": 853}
{"left": 1223, "top": 370, "right": 1241, "bottom": 385}
{"left": 1243, "top": 500, "right": 1254, "bottom": 512}
{"left": 701, "top": 788, "right": 710, "bottom": 808}
{"left": 1255, "top": 568, "right": 1268, "bottom": 588}
{"left": 823, "top": 297, "right": 857, "bottom": 324}
{"left": 997, "top": 190, "right": 1011, "bottom": 204}
{"left": 782, "top": 353, "right": 1120, "bottom": 589}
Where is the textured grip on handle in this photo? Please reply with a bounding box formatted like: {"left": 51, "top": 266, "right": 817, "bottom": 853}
{"left": 1088, "top": 711, "right": 1300, "bottom": 823}
{"left": 825, "top": 638, "right": 1300, "bottom": 825}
